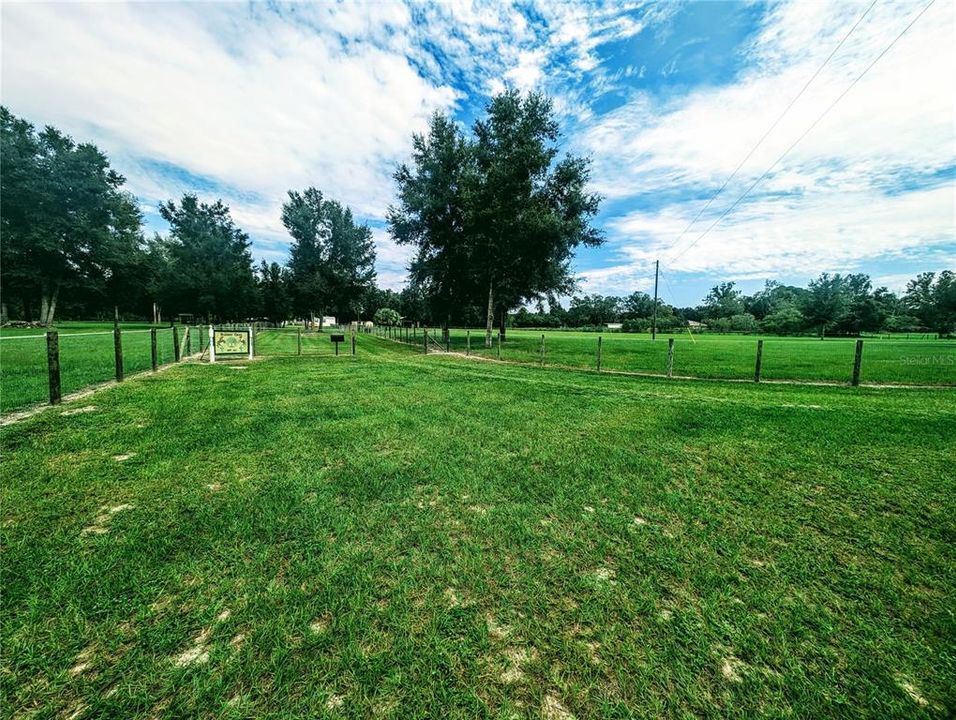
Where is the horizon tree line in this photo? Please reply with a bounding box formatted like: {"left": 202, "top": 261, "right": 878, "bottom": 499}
{"left": 1, "top": 104, "right": 953, "bottom": 336}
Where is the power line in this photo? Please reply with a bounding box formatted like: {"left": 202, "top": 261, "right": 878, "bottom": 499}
{"left": 667, "top": 0, "right": 937, "bottom": 266}
{"left": 663, "top": 0, "right": 878, "bottom": 262}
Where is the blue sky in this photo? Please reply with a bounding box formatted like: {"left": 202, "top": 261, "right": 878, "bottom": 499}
{"left": 2, "top": 0, "right": 954, "bottom": 307}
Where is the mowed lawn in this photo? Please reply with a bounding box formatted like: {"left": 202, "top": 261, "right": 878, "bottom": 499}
{"left": 427, "top": 328, "right": 956, "bottom": 386}
{"left": 0, "top": 323, "right": 188, "bottom": 413}
{"left": 2, "top": 339, "right": 954, "bottom": 718}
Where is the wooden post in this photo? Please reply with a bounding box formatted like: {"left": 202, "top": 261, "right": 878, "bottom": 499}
{"left": 446, "top": 331, "right": 450, "bottom": 353}
{"left": 666, "top": 337, "right": 674, "bottom": 378}
{"left": 466, "top": 330, "right": 471, "bottom": 356}
{"left": 150, "top": 329, "right": 158, "bottom": 370}
{"left": 852, "top": 339, "right": 864, "bottom": 386}
{"left": 173, "top": 325, "right": 180, "bottom": 362}
{"left": 540, "top": 334, "right": 545, "bottom": 367}
{"left": 497, "top": 331, "right": 501, "bottom": 360}
{"left": 113, "top": 325, "right": 124, "bottom": 382}
{"left": 597, "top": 336, "right": 603, "bottom": 372}
{"left": 423, "top": 329, "right": 428, "bottom": 354}
{"left": 297, "top": 326, "right": 302, "bottom": 356}
{"left": 209, "top": 325, "right": 216, "bottom": 363}
{"left": 186, "top": 327, "right": 192, "bottom": 356}
{"left": 46, "top": 330, "right": 61, "bottom": 405}
{"left": 352, "top": 332, "right": 356, "bottom": 355}
{"left": 247, "top": 327, "right": 253, "bottom": 360}
{"left": 754, "top": 339, "right": 764, "bottom": 383}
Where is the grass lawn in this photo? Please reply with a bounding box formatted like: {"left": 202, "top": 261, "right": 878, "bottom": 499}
{"left": 2, "top": 339, "right": 954, "bottom": 718}
{"left": 0, "top": 323, "right": 197, "bottom": 413}
{"left": 417, "top": 328, "right": 956, "bottom": 386}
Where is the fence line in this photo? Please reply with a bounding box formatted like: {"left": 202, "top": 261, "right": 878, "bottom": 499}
{"left": 372, "top": 327, "right": 955, "bottom": 388}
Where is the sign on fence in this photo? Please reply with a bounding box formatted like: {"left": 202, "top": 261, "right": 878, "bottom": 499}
{"left": 210, "top": 327, "right": 252, "bottom": 362}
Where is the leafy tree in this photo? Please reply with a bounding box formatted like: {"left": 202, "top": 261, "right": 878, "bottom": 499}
{"left": 803, "top": 273, "right": 848, "bottom": 337}
{"left": 373, "top": 307, "right": 401, "bottom": 326}
{"left": 389, "top": 92, "right": 603, "bottom": 346}
{"left": 702, "top": 282, "right": 744, "bottom": 319}
{"left": 158, "top": 194, "right": 256, "bottom": 322}
{"left": 388, "top": 113, "right": 476, "bottom": 336}
{"left": 0, "top": 107, "right": 143, "bottom": 324}
{"left": 621, "top": 291, "right": 656, "bottom": 319}
{"left": 905, "top": 271, "right": 956, "bottom": 334}
{"left": 257, "top": 261, "right": 291, "bottom": 325}
{"left": 283, "top": 188, "right": 376, "bottom": 325}
{"left": 470, "top": 91, "right": 603, "bottom": 344}
{"left": 760, "top": 304, "right": 806, "bottom": 335}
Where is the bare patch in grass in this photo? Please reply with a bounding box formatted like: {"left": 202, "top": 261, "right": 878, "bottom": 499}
{"left": 582, "top": 641, "right": 601, "bottom": 665}
{"left": 499, "top": 647, "right": 535, "bottom": 684}
{"left": 64, "top": 702, "right": 88, "bottom": 720}
{"left": 173, "top": 628, "right": 212, "bottom": 667}
{"left": 468, "top": 504, "right": 488, "bottom": 515}
{"left": 720, "top": 655, "right": 747, "bottom": 683}
{"left": 69, "top": 647, "right": 94, "bottom": 676}
{"left": 896, "top": 678, "right": 930, "bottom": 708}
{"left": 81, "top": 504, "right": 133, "bottom": 536}
{"left": 325, "top": 694, "right": 345, "bottom": 710}
{"left": 206, "top": 483, "right": 222, "bottom": 491}
{"left": 542, "top": 693, "right": 575, "bottom": 720}
{"left": 582, "top": 505, "right": 595, "bottom": 514}
{"left": 659, "top": 609, "right": 673, "bottom": 621}
{"left": 111, "top": 453, "right": 136, "bottom": 462}
{"left": 444, "top": 588, "right": 462, "bottom": 608}
{"left": 486, "top": 614, "right": 511, "bottom": 640}
{"left": 593, "top": 567, "right": 617, "bottom": 585}
{"left": 632, "top": 516, "right": 648, "bottom": 526}
{"left": 310, "top": 614, "right": 332, "bottom": 635}
{"left": 229, "top": 633, "right": 246, "bottom": 650}
{"left": 61, "top": 405, "right": 97, "bottom": 416}
{"left": 216, "top": 609, "right": 231, "bottom": 622}
{"left": 228, "top": 366, "right": 249, "bottom": 370}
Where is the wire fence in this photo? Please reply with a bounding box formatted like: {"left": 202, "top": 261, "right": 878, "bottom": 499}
{"left": 376, "top": 326, "right": 956, "bottom": 387}
{"left": 0, "top": 325, "right": 205, "bottom": 414}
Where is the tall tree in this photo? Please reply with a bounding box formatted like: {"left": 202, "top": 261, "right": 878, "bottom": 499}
{"left": 158, "top": 194, "right": 256, "bottom": 322}
{"left": 470, "top": 91, "right": 603, "bottom": 345}
{"left": 0, "top": 107, "right": 143, "bottom": 324}
{"left": 905, "top": 271, "right": 956, "bottom": 334}
{"left": 388, "top": 112, "right": 476, "bottom": 334}
{"left": 803, "top": 273, "right": 848, "bottom": 338}
{"left": 257, "top": 260, "right": 291, "bottom": 325}
{"left": 702, "top": 282, "right": 744, "bottom": 319}
{"left": 283, "top": 188, "right": 376, "bottom": 324}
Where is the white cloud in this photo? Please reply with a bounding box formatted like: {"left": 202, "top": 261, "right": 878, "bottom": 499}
{"left": 0, "top": 0, "right": 458, "bottom": 271}
{"left": 581, "top": 0, "right": 956, "bottom": 290}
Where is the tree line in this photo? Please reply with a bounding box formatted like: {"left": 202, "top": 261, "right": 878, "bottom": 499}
{"left": 2, "top": 102, "right": 953, "bottom": 336}
{"left": 509, "top": 273, "right": 956, "bottom": 336}
{"left": 1, "top": 107, "right": 376, "bottom": 326}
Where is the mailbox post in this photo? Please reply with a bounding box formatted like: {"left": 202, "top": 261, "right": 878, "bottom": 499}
{"left": 331, "top": 333, "right": 345, "bottom": 356}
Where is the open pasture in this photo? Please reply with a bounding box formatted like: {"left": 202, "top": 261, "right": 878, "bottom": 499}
{"left": 425, "top": 328, "right": 956, "bottom": 386}
{"left": 0, "top": 323, "right": 183, "bottom": 414}
{"left": 2, "top": 338, "right": 953, "bottom": 718}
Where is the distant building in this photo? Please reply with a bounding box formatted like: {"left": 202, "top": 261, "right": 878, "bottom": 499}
{"left": 607, "top": 322, "right": 623, "bottom": 330}
{"left": 688, "top": 320, "right": 705, "bottom": 329}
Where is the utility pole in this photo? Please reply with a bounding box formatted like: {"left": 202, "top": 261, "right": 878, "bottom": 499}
{"left": 652, "top": 259, "right": 659, "bottom": 341}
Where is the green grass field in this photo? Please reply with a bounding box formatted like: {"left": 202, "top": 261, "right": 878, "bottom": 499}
{"left": 2, "top": 338, "right": 953, "bottom": 718}
{"left": 403, "top": 328, "right": 956, "bottom": 386}
{"left": 0, "top": 323, "right": 200, "bottom": 413}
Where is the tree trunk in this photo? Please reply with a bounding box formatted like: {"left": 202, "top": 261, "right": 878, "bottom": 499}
{"left": 485, "top": 280, "right": 494, "bottom": 348}
{"left": 0, "top": 302, "right": 7, "bottom": 324}
{"left": 499, "top": 310, "right": 507, "bottom": 341}
{"left": 443, "top": 315, "right": 450, "bottom": 343}
{"left": 40, "top": 293, "right": 49, "bottom": 327}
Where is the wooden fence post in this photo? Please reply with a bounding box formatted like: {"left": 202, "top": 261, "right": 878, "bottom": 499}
{"left": 423, "top": 329, "right": 428, "bottom": 354}
{"left": 186, "top": 327, "right": 192, "bottom": 356}
{"left": 754, "top": 339, "right": 764, "bottom": 383}
{"left": 446, "top": 331, "right": 450, "bottom": 353}
{"left": 46, "top": 331, "right": 61, "bottom": 405}
{"left": 113, "top": 325, "right": 124, "bottom": 382}
{"left": 352, "top": 332, "right": 356, "bottom": 355}
{"left": 540, "top": 334, "right": 545, "bottom": 367}
{"left": 597, "top": 336, "right": 603, "bottom": 372}
{"left": 466, "top": 330, "right": 471, "bottom": 356}
{"left": 852, "top": 339, "right": 864, "bottom": 386}
{"left": 297, "top": 326, "right": 302, "bottom": 356}
{"left": 497, "top": 331, "right": 502, "bottom": 360}
{"left": 173, "top": 325, "right": 181, "bottom": 362}
{"left": 666, "top": 337, "right": 674, "bottom": 378}
{"left": 150, "top": 329, "right": 158, "bottom": 371}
